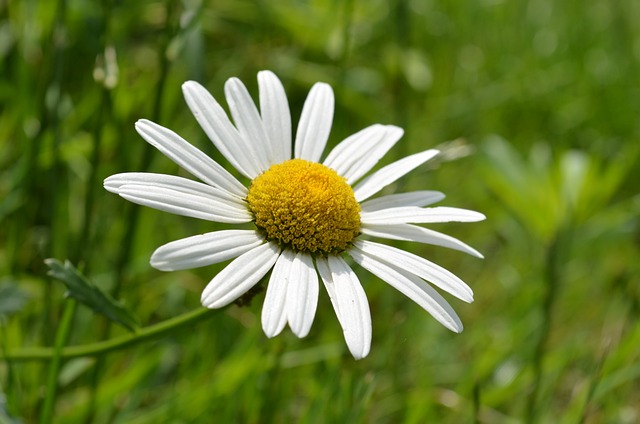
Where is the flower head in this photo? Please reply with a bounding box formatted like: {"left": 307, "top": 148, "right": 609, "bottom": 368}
{"left": 104, "top": 71, "right": 485, "bottom": 359}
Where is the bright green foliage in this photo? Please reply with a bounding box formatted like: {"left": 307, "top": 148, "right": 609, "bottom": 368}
{"left": 1, "top": 0, "right": 639, "bottom": 423}
{"left": 45, "top": 259, "right": 140, "bottom": 332}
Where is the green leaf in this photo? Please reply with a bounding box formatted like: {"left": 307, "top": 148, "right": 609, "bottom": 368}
{"left": 45, "top": 259, "right": 140, "bottom": 332}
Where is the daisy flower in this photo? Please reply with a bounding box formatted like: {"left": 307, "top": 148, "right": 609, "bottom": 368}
{"left": 104, "top": 71, "right": 485, "bottom": 359}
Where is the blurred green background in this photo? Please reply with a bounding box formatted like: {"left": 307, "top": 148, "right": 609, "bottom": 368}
{"left": 1, "top": 0, "right": 639, "bottom": 422}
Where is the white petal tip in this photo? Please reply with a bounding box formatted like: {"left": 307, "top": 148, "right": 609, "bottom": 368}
{"left": 200, "top": 294, "right": 221, "bottom": 309}
{"left": 262, "top": 327, "right": 282, "bottom": 339}
{"left": 443, "top": 209, "right": 486, "bottom": 223}
{"left": 201, "top": 300, "right": 216, "bottom": 309}
{"left": 471, "top": 251, "right": 485, "bottom": 259}
{"left": 457, "top": 291, "right": 474, "bottom": 303}
{"left": 347, "top": 342, "right": 371, "bottom": 361}
{"left": 292, "top": 329, "right": 311, "bottom": 339}
{"left": 446, "top": 320, "right": 464, "bottom": 333}
{"left": 258, "top": 70, "right": 277, "bottom": 78}
{"left": 103, "top": 177, "right": 121, "bottom": 193}
{"left": 348, "top": 346, "right": 370, "bottom": 360}
{"left": 420, "top": 149, "right": 440, "bottom": 161}
{"left": 314, "top": 82, "right": 333, "bottom": 91}
{"left": 149, "top": 258, "right": 172, "bottom": 272}
{"left": 385, "top": 125, "right": 404, "bottom": 135}
{"left": 224, "top": 77, "right": 242, "bottom": 87}
{"left": 472, "top": 212, "right": 487, "bottom": 221}
{"left": 182, "top": 81, "right": 203, "bottom": 96}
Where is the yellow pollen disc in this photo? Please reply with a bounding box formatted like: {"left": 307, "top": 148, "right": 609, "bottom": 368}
{"left": 247, "top": 159, "right": 361, "bottom": 254}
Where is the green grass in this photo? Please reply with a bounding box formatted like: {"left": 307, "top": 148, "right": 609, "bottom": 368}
{"left": 1, "top": 0, "right": 639, "bottom": 422}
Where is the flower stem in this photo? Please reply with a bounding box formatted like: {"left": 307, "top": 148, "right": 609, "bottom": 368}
{"left": 3, "top": 307, "right": 216, "bottom": 362}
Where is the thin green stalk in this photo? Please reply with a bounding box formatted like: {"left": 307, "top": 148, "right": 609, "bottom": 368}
{"left": 38, "top": 300, "right": 77, "bottom": 424}
{"left": 34, "top": 0, "right": 71, "bottom": 420}
{"left": 74, "top": 89, "right": 110, "bottom": 265}
{"left": 42, "top": 0, "right": 70, "bottom": 350}
{"left": 526, "top": 230, "right": 567, "bottom": 423}
{"left": 472, "top": 381, "right": 481, "bottom": 424}
{"left": 577, "top": 347, "right": 609, "bottom": 424}
{"left": 81, "top": 2, "right": 114, "bottom": 421}
{"left": 3, "top": 307, "right": 215, "bottom": 362}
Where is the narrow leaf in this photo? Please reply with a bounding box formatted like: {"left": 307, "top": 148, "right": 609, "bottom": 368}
{"left": 45, "top": 259, "right": 139, "bottom": 332}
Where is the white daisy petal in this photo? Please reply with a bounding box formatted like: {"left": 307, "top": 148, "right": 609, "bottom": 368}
{"left": 294, "top": 82, "right": 334, "bottom": 162}
{"left": 201, "top": 242, "right": 281, "bottom": 308}
{"left": 355, "top": 240, "right": 473, "bottom": 302}
{"left": 182, "top": 81, "right": 261, "bottom": 178}
{"left": 349, "top": 246, "right": 463, "bottom": 333}
{"left": 134, "top": 119, "right": 247, "bottom": 198}
{"left": 286, "top": 252, "right": 319, "bottom": 338}
{"left": 150, "top": 230, "right": 264, "bottom": 271}
{"left": 105, "top": 172, "right": 249, "bottom": 217}
{"left": 344, "top": 125, "right": 404, "bottom": 184}
{"left": 361, "top": 206, "right": 486, "bottom": 225}
{"left": 360, "top": 191, "right": 445, "bottom": 212}
{"left": 315, "top": 257, "right": 342, "bottom": 322}
{"left": 105, "top": 172, "right": 184, "bottom": 194}
{"left": 342, "top": 126, "right": 404, "bottom": 184}
{"left": 323, "top": 124, "right": 402, "bottom": 184}
{"left": 319, "top": 256, "right": 374, "bottom": 360}
{"left": 104, "top": 173, "right": 252, "bottom": 223}
{"left": 116, "top": 186, "right": 250, "bottom": 223}
{"left": 258, "top": 70, "right": 291, "bottom": 164}
{"left": 104, "top": 172, "right": 246, "bottom": 206}
{"left": 353, "top": 149, "right": 440, "bottom": 202}
{"left": 324, "top": 255, "right": 372, "bottom": 360}
{"left": 261, "top": 249, "right": 292, "bottom": 338}
{"left": 360, "top": 223, "right": 484, "bottom": 258}
{"left": 224, "top": 77, "right": 272, "bottom": 172}
{"left": 323, "top": 125, "right": 384, "bottom": 170}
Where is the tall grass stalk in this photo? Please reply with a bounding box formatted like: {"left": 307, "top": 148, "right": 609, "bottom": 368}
{"left": 526, "top": 228, "right": 571, "bottom": 422}
{"left": 35, "top": 0, "right": 72, "bottom": 420}
{"left": 39, "top": 300, "right": 77, "bottom": 424}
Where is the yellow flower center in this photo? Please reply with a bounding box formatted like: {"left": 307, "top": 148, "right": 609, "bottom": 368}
{"left": 247, "top": 159, "right": 361, "bottom": 254}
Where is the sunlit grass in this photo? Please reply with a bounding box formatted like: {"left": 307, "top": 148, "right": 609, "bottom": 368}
{"left": 1, "top": 0, "right": 639, "bottom": 422}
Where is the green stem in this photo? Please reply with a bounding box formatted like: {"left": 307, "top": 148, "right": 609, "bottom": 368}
{"left": 472, "top": 381, "right": 481, "bottom": 424}
{"left": 39, "top": 300, "right": 77, "bottom": 424}
{"left": 4, "top": 307, "right": 216, "bottom": 362}
{"left": 525, "top": 237, "right": 558, "bottom": 423}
